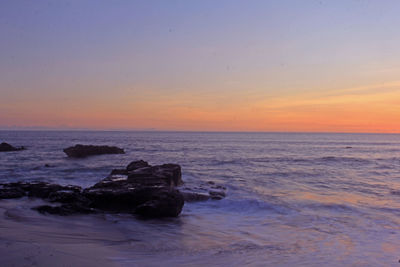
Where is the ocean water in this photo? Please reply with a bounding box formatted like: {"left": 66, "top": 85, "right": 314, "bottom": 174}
{"left": 1, "top": 131, "right": 400, "bottom": 266}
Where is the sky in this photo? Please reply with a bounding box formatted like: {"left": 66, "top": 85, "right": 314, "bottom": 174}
{"left": 1, "top": 0, "right": 400, "bottom": 132}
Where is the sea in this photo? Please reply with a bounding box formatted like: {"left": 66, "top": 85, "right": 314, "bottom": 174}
{"left": 1, "top": 131, "right": 400, "bottom": 266}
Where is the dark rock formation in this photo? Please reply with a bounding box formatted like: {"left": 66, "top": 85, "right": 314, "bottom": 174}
{"left": 83, "top": 161, "right": 185, "bottom": 217}
{"left": 63, "top": 144, "right": 125, "bottom": 158}
{"left": 0, "top": 142, "right": 25, "bottom": 152}
{"left": 98, "top": 161, "right": 183, "bottom": 189}
{"left": 0, "top": 160, "right": 226, "bottom": 218}
{"left": 0, "top": 186, "right": 25, "bottom": 199}
{"left": 126, "top": 160, "right": 149, "bottom": 171}
{"left": 0, "top": 182, "right": 81, "bottom": 199}
{"left": 135, "top": 189, "right": 184, "bottom": 217}
{"left": 97, "top": 161, "right": 226, "bottom": 203}
{"left": 83, "top": 187, "right": 184, "bottom": 217}
{"left": 128, "top": 163, "right": 183, "bottom": 187}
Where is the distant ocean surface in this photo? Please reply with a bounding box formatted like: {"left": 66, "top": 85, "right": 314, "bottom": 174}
{"left": 1, "top": 131, "right": 400, "bottom": 266}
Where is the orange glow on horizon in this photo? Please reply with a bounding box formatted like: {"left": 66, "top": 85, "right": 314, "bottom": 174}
{"left": 2, "top": 82, "right": 400, "bottom": 133}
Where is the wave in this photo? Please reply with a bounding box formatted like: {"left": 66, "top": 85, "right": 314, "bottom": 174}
{"left": 318, "top": 156, "right": 371, "bottom": 164}
{"left": 222, "top": 156, "right": 374, "bottom": 166}
{"left": 302, "top": 202, "right": 360, "bottom": 214}
{"left": 212, "top": 198, "right": 294, "bottom": 215}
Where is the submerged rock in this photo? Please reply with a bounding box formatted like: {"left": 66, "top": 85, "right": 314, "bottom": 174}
{"left": 34, "top": 203, "right": 95, "bottom": 216}
{"left": 179, "top": 182, "right": 227, "bottom": 202}
{"left": 63, "top": 144, "right": 125, "bottom": 158}
{"left": 180, "top": 191, "right": 211, "bottom": 202}
{"left": 0, "top": 142, "right": 25, "bottom": 152}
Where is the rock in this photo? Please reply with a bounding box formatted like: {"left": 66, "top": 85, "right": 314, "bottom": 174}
{"left": 0, "top": 182, "right": 81, "bottom": 200}
{"left": 209, "top": 190, "right": 226, "bottom": 200}
{"left": 0, "top": 142, "right": 25, "bottom": 152}
{"left": 27, "top": 183, "right": 78, "bottom": 199}
{"left": 110, "top": 169, "right": 128, "bottom": 176}
{"left": 135, "top": 189, "right": 184, "bottom": 218}
{"left": 63, "top": 144, "right": 125, "bottom": 158}
{"left": 34, "top": 203, "right": 94, "bottom": 215}
{"left": 83, "top": 187, "right": 184, "bottom": 217}
{"left": 83, "top": 187, "right": 149, "bottom": 212}
{"left": 126, "top": 160, "right": 150, "bottom": 171}
{"left": 48, "top": 190, "right": 88, "bottom": 204}
{"left": 0, "top": 160, "right": 224, "bottom": 218}
{"left": 181, "top": 191, "right": 211, "bottom": 202}
{"left": 103, "top": 161, "right": 183, "bottom": 188}
{"left": 87, "top": 161, "right": 185, "bottom": 217}
{"left": 127, "top": 164, "right": 183, "bottom": 187}
{"left": 35, "top": 205, "right": 72, "bottom": 215}
{"left": 0, "top": 186, "right": 26, "bottom": 199}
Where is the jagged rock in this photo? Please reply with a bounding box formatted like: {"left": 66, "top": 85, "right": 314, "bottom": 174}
{"left": 127, "top": 164, "right": 183, "bottom": 187}
{"left": 83, "top": 187, "right": 151, "bottom": 212}
{"left": 0, "top": 186, "right": 26, "bottom": 199}
{"left": 63, "top": 144, "right": 125, "bottom": 158}
{"left": 0, "top": 182, "right": 81, "bottom": 199}
{"left": 83, "top": 187, "right": 184, "bottom": 217}
{"left": 110, "top": 169, "right": 128, "bottom": 176}
{"left": 100, "top": 161, "right": 183, "bottom": 188}
{"left": 0, "top": 142, "right": 25, "bottom": 152}
{"left": 126, "top": 160, "right": 150, "bottom": 171}
{"left": 0, "top": 161, "right": 186, "bottom": 218}
{"left": 85, "top": 162, "right": 184, "bottom": 215}
{"left": 48, "top": 190, "right": 88, "bottom": 204}
{"left": 135, "top": 189, "right": 184, "bottom": 217}
{"left": 0, "top": 161, "right": 225, "bottom": 218}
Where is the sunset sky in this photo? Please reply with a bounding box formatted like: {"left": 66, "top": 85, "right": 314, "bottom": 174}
{"left": 1, "top": 0, "right": 400, "bottom": 132}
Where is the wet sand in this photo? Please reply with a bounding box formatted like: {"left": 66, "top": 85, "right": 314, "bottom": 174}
{"left": 0, "top": 198, "right": 122, "bottom": 267}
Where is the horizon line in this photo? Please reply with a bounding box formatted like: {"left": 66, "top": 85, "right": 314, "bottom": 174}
{"left": 0, "top": 128, "right": 399, "bottom": 135}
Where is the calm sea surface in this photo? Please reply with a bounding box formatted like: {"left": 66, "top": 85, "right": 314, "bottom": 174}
{"left": 1, "top": 131, "right": 400, "bottom": 266}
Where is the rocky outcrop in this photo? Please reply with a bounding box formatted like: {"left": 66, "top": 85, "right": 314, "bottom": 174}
{"left": 63, "top": 144, "right": 125, "bottom": 158}
{"left": 0, "top": 161, "right": 185, "bottom": 218}
{"left": 0, "top": 160, "right": 226, "bottom": 218}
{"left": 0, "top": 142, "right": 25, "bottom": 152}
{"left": 83, "top": 187, "right": 184, "bottom": 217}
{"left": 103, "top": 161, "right": 183, "bottom": 188}
{"left": 127, "top": 160, "right": 149, "bottom": 171}
{"left": 83, "top": 161, "right": 185, "bottom": 217}
{"left": 0, "top": 182, "right": 83, "bottom": 204}
{"left": 105, "top": 161, "right": 226, "bottom": 202}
